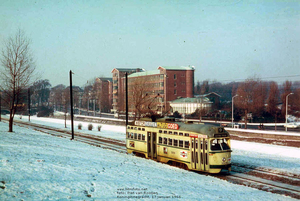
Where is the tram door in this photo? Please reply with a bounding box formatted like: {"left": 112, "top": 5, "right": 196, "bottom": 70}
{"left": 191, "top": 138, "right": 200, "bottom": 170}
{"left": 200, "top": 138, "right": 209, "bottom": 171}
{"left": 147, "top": 132, "right": 157, "bottom": 160}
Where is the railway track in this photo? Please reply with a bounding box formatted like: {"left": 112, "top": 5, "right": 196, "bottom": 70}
{"left": 2, "top": 118, "right": 300, "bottom": 199}
{"left": 217, "top": 164, "right": 300, "bottom": 199}
{"left": 2, "top": 118, "right": 126, "bottom": 154}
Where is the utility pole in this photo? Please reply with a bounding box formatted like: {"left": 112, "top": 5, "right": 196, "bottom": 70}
{"left": 232, "top": 95, "right": 238, "bottom": 128}
{"left": 70, "top": 70, "right": 74, "bottom": 140}
{"left": 28, "top": 88, "right": 30, "bottom": 121}
{"left": 125, "top": 72, "right": 128, "bottom": 126}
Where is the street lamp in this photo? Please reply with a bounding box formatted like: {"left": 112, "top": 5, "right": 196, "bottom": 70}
{"left": 232, "top": 95, "right": 239, "bottom": 128}
{"left": 285, "top": 92, "right": 294, "bottom": 132}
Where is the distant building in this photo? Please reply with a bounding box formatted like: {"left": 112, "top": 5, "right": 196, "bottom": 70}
{"left": 95, "top": 77, "right": 113, "bottom": 113}
{"left": 169, "top": 97, "right": 212, "bottom": 115}
{"left": 111, "top": 68, "right": 144, "bottom": 113}
{"left": 195, "top": 92, "right": 221, "bottom": 110}
{"left": 126, "top": 66, "right": 195, "bottom": 114}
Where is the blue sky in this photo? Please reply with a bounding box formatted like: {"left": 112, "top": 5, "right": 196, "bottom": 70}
{"left": 1, "top": 0, "right": 299, "bottom": 86}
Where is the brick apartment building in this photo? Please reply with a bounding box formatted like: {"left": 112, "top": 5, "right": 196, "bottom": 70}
{"left": 94, "top": 77, "right": 113, "bottom": 113}
{"left": 111, "top": 68, "right": 144, "bottom": 113}
{"left": 112, "top": 66, "right": 195, "bottom": 115}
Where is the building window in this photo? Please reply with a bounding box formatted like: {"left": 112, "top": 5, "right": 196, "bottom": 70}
{"left": 174, "top": 89, "right": 177, "bottom": 95}
{"left": 174, "top": 74, "right": 177, "bottom": 79}
{"left": 174, "top": 82, "right": 177, "bottom": 87}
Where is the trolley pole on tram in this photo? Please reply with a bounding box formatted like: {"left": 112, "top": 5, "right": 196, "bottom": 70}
{"left": 70, "top": 70, "right": 74, "bottom": 140}
{"left": 125, "top": 73, "right": 128, "bottom": 126}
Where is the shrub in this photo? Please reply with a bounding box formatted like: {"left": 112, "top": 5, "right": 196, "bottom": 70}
{"left": 37, "top": 106, "right": 54, "bottom": 117}
{"left": 78, "top": 123, "right": 82, "bottom": 130}
{"left": 88, "top": 124, "right": 93, "bottom": 131}
{"left": 98, "top": 125, "right": 102, "bottom": 131}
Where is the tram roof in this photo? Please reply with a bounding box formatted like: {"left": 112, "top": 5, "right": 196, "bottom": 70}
{"left": 176, "top": 122, "right": 228, "bottom": 137}
{"left": 135, "top": 117, "right": 228, "bottom": 138}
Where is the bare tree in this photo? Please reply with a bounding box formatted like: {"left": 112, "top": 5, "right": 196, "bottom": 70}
{"left": 128, "top": 76, "right": 163, "bottom": 120}
{"left": 0, "top": 29, "right": 36, "bottom": 132}
{"left": 30, "top": 79, "right": 51, "bottom": 107}
{"left": 235, "top": 78, "right": 264, "bottom": 128}
{"left": 50, "top": 84, "right": 66, "bottom": 111}
{"left": 267, "top": 81, "right": 280, "bottom": 117}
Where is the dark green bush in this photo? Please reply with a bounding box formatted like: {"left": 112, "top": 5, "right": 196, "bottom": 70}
{"left": 37, "top": 106, "right": 54, "bottom": 117}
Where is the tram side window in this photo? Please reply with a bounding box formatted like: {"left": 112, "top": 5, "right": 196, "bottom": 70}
{"left": 127, "top": 126, "right": 130, "bottom": 129}
{"left": 174, "top": 139, "right": 178, "bottom": 146}
{"left": 134, "top": 133, "right": 137, "bottom": 139}
{"left": 168, "top": 138, "right": 173, "bottom": 146}
{"left": 169, "top": 131, "right": 172, "bottom": 134}
{"left": 179, "top": 132, "right": 183, "bottom": 136}
{"left": 159, "top": 130, "right": 162, "bottom": 133}
{"left": 174, "top": 132, "right": 178, "bottom": 135}
{"left": 138, "top": 128, "right": 141, "bottom": 131}
{"left": 163, "top": 138, "right": 167, "bottom": 145}
{"left": 159, "top": 137, "right": 162, "bottom": 144}
{"left": 200, "top": 141, "right": 203, "bottom": 149}
{"left": 127, "top": 132, "right": 130, "bottom": 138}
{"left": 179, "top": 140, "right": 183, "bottom": 148}
{"left": 164, "top": 131, "right": 167, "bottom": 134}
{"left": 184, "top": 133, "right": 189, "bottom": 137}
{"left": 142, "top": 134, "right": 145, "bottom": 141}
{"left": 142, "top": 128, "right": 145, "bottom": 131}
{"left": 134, "top": 127, "right": 137, "bottom": 130}
{"left": 138, "top": 134, "right": 141, "bottom": 140}
{"left": 184, "top": 141, "right": 189, "bottom": 148}
{"left": 131, "top": 127, "right": 133, "bottom": 129}
{"left": 131, "top": 133, "right": 134, "bottom": 139}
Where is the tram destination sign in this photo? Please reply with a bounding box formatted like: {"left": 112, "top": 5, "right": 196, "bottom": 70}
{"left": 135, "top": 121, "right": 179, "bottom": 130}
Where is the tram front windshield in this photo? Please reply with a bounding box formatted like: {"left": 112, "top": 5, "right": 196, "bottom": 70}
{"left": 211, "top": 139, "right": 230, "bottom": 151}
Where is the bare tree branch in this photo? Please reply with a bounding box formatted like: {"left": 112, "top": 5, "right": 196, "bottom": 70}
{"left": 0, "top": 29, "right": 36, "bottom": 132}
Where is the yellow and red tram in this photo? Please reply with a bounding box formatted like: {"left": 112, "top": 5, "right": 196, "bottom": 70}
{"left": 126, "top": 118, "right": 231, "bottom": 174}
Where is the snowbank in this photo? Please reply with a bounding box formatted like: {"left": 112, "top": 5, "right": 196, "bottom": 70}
{"left": 0, "top": 121, "right": 298, "bottom": 200}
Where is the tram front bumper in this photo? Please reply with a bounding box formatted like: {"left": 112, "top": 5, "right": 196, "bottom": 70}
{"left": 209, "top": 164, "right": 231, "bottom": 170}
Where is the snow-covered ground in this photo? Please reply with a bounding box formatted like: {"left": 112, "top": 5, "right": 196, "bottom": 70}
{"left": 0, "top": 116, "right": 299, "bottom": 200}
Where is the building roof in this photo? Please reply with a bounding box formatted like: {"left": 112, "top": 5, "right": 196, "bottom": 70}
{"left": 195, "top": 92, "right": 221, "bottom": 98}
{"left": 111, "top": 68, "right": 145, "bottom": 73}
{"left": 128, "top": 70, "right": 161, "bottom": 78}
{"left": 158, "top": 66, "right": 195, "bottom": 71}
{"left": 169, "top": 97, "right": 212, "bottom": 104}
{"left": 97, "top": 77, "right": 112, "bottom": 82}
